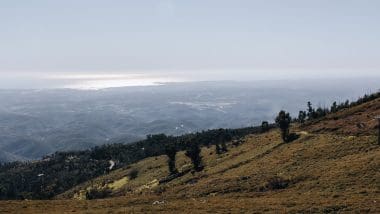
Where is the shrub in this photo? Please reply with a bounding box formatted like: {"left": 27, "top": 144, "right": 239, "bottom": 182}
{"left": 297, "top": 111, "right": 306, "bottom": 123}
{"left": 127, "top": 169, "right": 138, "bottom": 180}
{"left": 261, "top": 121, "right": 270, "bottom": 132}
{"left": 265, "top": 176, "right": 289, "bottom": 190}
{"left": 86, "top": 188, "right": 112, "bottom": 200}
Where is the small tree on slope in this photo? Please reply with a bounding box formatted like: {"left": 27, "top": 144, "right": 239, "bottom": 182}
{"left": 185, "top": 142, "right": 204, "bottom": 171}
{"left": 261, "top": 121, "right": 270, "bottom": 132}
{"left": 165, "top": 144, "right": 178, "bottom": 175}
{"left": 275, "top": 110, "right": 291, "bottom": 143}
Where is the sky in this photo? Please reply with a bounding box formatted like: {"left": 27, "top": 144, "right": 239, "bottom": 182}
{"left": 0, "top": 0, "right": 380, "bottom": 88}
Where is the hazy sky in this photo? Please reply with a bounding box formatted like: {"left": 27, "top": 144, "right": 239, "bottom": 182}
{"left": 1, "top": 0, "right": 380, "bottom": 85}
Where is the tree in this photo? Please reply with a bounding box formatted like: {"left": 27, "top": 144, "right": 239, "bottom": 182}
{"left": 215, "top": 143, "right": 222, "bottom": 154}
{"left": 330, "top": 101, "right": 338, "bottom": 113}
{"left": 297, "top": 111, "right": 306, "bottom": 123}
{"left": 214, "top": 129, "right": 230, "bottom": 154}
{"left": 344, "top": 100, "right": 350, "bottom": 108}
{"left": 165, "top": 145, "right": 178, "bottom": 175}
{"left": 275, "top": 110, "right": 291, "bottom": 143}
{"left": 261, "top": 121, "right": 270, "bottom": 132}
{"left": 307, "top": 102, "right": 315, "bottom": 120}
{"left": 185, "top": 142, "right": 203, "bottom": 171}
{"left": 316, "top": 107, "right": 327, "bottom": 118}
{"left": 220, "top": 131, "right": 231, "bottom": 153}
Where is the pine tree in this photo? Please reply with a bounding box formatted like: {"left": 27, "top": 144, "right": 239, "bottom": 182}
{"left": 165, "top": 145, "right": 178, "bottom": 175}
{"left": 185, "top": 142, "right": 203, "bottom": 171}
{"left": 261, "top": 121, "right": 270, "bottom": 132}
{"left": 298, "top": 111, "right": 306, "bottom": 123}
{"left": 331, "top": 101, "right": 338, "bottom": 113}
{"left": 307, "top": 102, "right": 315, "bottom": 120}
{"left": 275, "top": 110, "right": 291, "bottom": 143}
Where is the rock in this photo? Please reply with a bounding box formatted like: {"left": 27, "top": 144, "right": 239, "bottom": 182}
{"left": 152, "top": 200, "right": 165, "bottom": 205}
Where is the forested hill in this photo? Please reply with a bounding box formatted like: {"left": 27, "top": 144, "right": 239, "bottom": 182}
{"left": 0, "top": 126, "right": 268, "bottom": 199}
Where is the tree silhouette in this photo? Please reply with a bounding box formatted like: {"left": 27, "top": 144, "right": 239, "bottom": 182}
{"left": 344, "top": 100, "right": 350, "bottom": 108}
{"left": 307, "top": 102, "right": 315, "bottom": 120}
{"left": 330, "top": 101, "right": 338, "bottom": 113}
{"left": 261, "top": 121, "right": 270, "bottom": 132}
{"left": 275, "top": 110, "right": 291, "bottom": 143}
{"left": 316, "top": 107, "right": 328, "bottom": 118}
{"left": 165, "top": 145, "right": 178, "bottom": 175}
{"left": 214, "top": 129, "right": 231, "bottom": 154}
{"left": 215, "top": 143, "right": 221, "bottom": 154}
{"left": 185, "top": 142, "right": 203, "bottom": 171}
{"left": 298, "top": 111, "right": 306, "bottom": 123}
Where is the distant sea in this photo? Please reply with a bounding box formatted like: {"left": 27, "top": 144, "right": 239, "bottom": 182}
{"left": 0, "top": 72, "right": 184, "bottom": 90}
{"left": 1, "top": 70, "right": 380, "bottom": 90}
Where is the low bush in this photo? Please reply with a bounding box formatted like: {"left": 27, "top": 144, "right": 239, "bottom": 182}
{"left": 263, "top": 176, "right": 290, "bottom": 191}
{"left": 127, "top": 169, "right": 139, "bottom": 180}
{"left": 86, "top": 188, "right": 112, "bottom": 200}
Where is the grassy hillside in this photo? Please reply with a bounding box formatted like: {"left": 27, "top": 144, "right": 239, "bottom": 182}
{"left": 0, "top": 98, "right": 379, "bottom": 213}
{"left": 303, "top": 97, "right": 380, "bottom": 136}
{"left": 0, "top": 126, "right": 264, "bottom": 200}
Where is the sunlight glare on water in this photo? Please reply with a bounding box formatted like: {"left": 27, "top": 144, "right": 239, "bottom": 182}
{"left": 47, "top": 73, "right": 183, "bottom": 90}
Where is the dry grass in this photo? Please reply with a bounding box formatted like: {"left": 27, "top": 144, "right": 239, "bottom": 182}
{"left": 1, "top": 129, "right": 378, "bottom": 213}
{"left": 303, "top": 97, "right": 380, "bottom": 136}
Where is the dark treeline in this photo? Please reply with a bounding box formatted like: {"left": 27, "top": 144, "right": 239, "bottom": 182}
{"left": 297, "top": 92, "right": 380, "bottom": 123}
{"left": 0, "top": 125, "right": 275, "bottom": 200}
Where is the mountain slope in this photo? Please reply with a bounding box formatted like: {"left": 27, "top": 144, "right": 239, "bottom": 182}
{"left": 1, "top": 97, "right": 379, "bottom": 213}
{"left": 49, "top": 130, "right": 378, "bottom": 213}
{"left": 303, "top": 97, "right": 380, "bottom": 136}
{"left": 2, "top": 130, "right": 377, "bottom": 213}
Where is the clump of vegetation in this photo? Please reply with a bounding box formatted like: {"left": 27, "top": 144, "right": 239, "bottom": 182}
{"left": 261, "top": 121, "right": 270, "bottom": 133}
{"left": 185, "top": 141, "right": 203, "bottom": 172}
{"left": 86, "top": 188, "right": 112, "bottom": 200}
{"left": 215, "top": 144, "right": 221, "bottom": 154}
{"left": 275, "top": 110, "right": 291, "bottom": 143}
{"left": 165, "top": 144, "right": 178, "bottom": 175}
{"left": 263, "top": 176, "right": 290, "bottom": 191}
{"left": 0, "top": 126, "right": 260, "bottom": 200}
{"left": 215, "top": 129, "right": 232, "bottom": 154}
{"left": 299, "top": 91, "right": 380, "bottom": 122}
{"left": 297, "top": 111, "right": 307, "bottom": 123}
{"left": 127, "top": 169, "right": 139, "bottom": 180}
